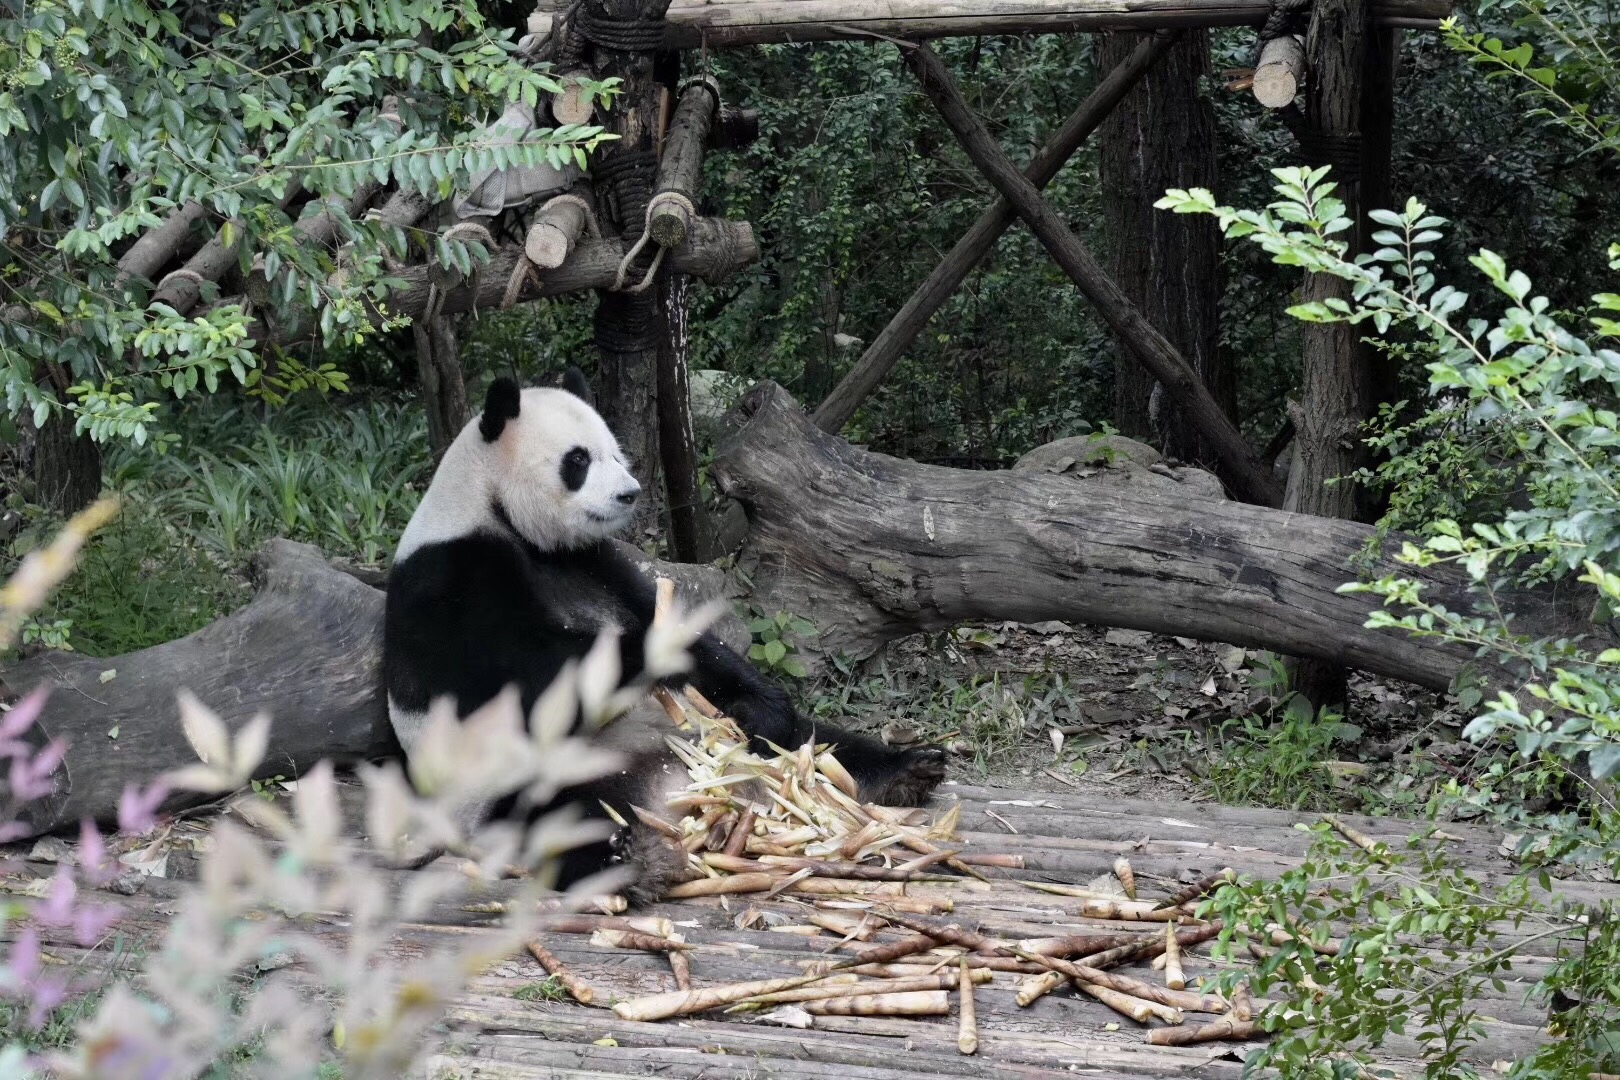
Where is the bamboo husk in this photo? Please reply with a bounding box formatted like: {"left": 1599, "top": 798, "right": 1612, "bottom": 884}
{"left": 1114, "top": 857, "right": 1136, "bottom": 899}
{"left": 589, "top": 928, "right": 690, "bottom": 953}
{"left": 1155, "top": 868, "right": 1236, "bottom": 910}
{"left": 958, "top": 959, "right": 978, "bottom": 1055}
{"left": 804, "top": 990, "right": 950, "bottom": 1017}
{"left": 723, "top": 806, "right": 757, "bottom": 857}
{"left": 536, "top": 893, "right": 628, "bottom": 914}
{"left": 1164, "top": 921, "right": 1186, "bottom": 990}
{"left": 612, "top": 971, "right": 834, "bottom": 1022}
{"left": 816, "top": 895, "right": 955, "bottom": 915}
{"left": 526, "top": 939, "right": 595, "bottom": 1005}
{"left": 1017, "top": 880, "right": 1122, "bottom": 900}
{"left": 1076, "top": 981, "right": 1181, "bottom": 1025}
{"left": 1145, "top": 1016, "right": 1259, "bottom": 1045}
{"left": 826, "top": 955, "right": 1049, "bottom": 977}
{"left": 876, "top": 910, "right": 1010, "bottom": 955}
{"left": 1015, "top": 969, "right": 1066, "bottom": 1007}
{"left": 768, "top": 925, "right": 826, "bottom": 937}
{"left": 1020, "top": 953, "right": 1225, "bottom": 1014}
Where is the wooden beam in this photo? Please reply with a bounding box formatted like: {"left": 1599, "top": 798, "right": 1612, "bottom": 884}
{"left": 812, "top": 30, "right": 1179, "bottom": 435}
{"left": 899, "top": 43, "right": 1283, "bottom": 507}
{"left": 651, "top": 78, "right": 721, "bottom": 249}
{"left": 526, "top": 0, "right": 1450, "bottom": 48}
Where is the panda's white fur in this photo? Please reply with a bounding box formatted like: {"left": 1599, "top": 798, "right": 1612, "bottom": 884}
{"left": 382, "top": 372, "right": 947, "bottom": 902}
{"left": 397, "top": 386, "right": 639, "bottom": 564}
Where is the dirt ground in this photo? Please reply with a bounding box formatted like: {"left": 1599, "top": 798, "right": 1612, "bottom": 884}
{"left": 830, "top": 621, "right": 1472, "bottom": 815}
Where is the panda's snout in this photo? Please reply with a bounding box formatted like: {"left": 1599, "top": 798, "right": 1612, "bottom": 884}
{"left": 615, "top": 484, "right": 640, "bottom": 507}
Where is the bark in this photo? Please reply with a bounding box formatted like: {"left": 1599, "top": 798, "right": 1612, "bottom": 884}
{"left": 31, "top": 410, "right": 102, "bottom": 517}
{"left": 412, "top": 313, "right": 471, "bottom": 460}
{"left": 649, "top": 78, "right": 719, "bottom": 249}
{"left": 524, "top": 0, "right": 1451, "bottom": 48}
{"left": 1097, "top": 29, "right": 1230, "bottom": 467}
{"left": 900, "top": 43, "right": 1281, "bottom": 507}
{"left": 811, "top": 31, "right": 1179, "bottom": 435}
{"left": 657, "top": 271, "right": 718, "bottom": 561}
{"left": 1288, "top": 0, "right": 1371, "bottom": 705}
{"left": 0, "top": 540, "right": 746, "bottom": 841}
{"left": 711, "top": 382, "right": 1598, "bottom": 688}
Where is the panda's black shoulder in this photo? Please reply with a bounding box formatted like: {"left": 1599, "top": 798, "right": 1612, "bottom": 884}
{"left": 387, "top": 532, "right": 533, "bottom": 612}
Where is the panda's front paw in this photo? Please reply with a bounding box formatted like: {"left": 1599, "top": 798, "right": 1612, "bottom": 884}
{"left": 860, "top": 746, "right": 948, "bottom": 808}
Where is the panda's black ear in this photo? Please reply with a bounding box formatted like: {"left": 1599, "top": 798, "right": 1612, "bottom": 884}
{"left": 560, "top": 366, "right": 594, "bottom": 408}
{"left": 479, "top": 378, "right": 522, "bottom": 442}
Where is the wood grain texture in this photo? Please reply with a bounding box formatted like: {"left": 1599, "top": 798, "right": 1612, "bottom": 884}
{"left": 715, "top": 382, "right": 1599, "bottom": 687}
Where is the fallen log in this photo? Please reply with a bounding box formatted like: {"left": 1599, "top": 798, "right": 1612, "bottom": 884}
{"left": 0, "top": 540, "right": 746, "bottom": 840}
{"left": 710, "top": 382, "right": 1597, "bottom": 688}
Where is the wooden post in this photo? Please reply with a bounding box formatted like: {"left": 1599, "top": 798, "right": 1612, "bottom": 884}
{"left": 657, "top": 269, "right": 718, "bottom": 561}
{"left": 812, "top": 31, "right": 1179, "bottom": 435}
{"left": 650, "top": 77, "right": 720, "bottom": 249}
{"left": 899, "top": 43, "right": 1282, "bottom": 507}
{"left": 1287, "top": 0, "right": 1371, "bottom": 705}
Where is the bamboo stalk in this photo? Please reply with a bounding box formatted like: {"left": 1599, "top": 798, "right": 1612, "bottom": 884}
{"left": 526, "top": 939, "right": 595, "bottom": 1005}
{"left": 952, "top": 852, "right": 1024, "bottom": 869}
{"left": 1145, "top": 1016, "right": 1259, "bottom": 1045}
{"left": 804, "top": 990, "right": 950, "bottom": 1017}
{"left": 1231, "top": 982, "right": 1253, "bottom": 1022}
{"left": 1021, "top": 953, "right": 1225, "bottom": 1013}
{"left": 668, "top": 937, "right": 692, "bottom": 991}
{"left": 1155, "top": 868, "right": 1236, "bottom": 910}
{"left": 590, "top": 928, "right": 690, "bottom": 953}
{"left": 1164, "top": 921, "right": 1186, "bottom": 990}
{"left": 808, "top": 911, "right": 883, "bottom": 941}
{"left": 832, "top": 933, "right": 942, "bottom": 969}
{"left": 665, "top": 872, "right": 776, "bottom": 898}
{"left": 957, "top": 959, "right": 978, "bottom": 1055}
{"left": 1268, "top": 924, "right": 1343, "bottom": 956}
{"left": 737, "top": 970, "right": 988, "bottom": 1009}
{"left": 612, "top": 972, "right": 833, "bottom": 1022}
{"left": 1016, "top": 969, "right": 1066, "bottom": 1007}
{"left": 1076, "top": 981, "right": 1181, "bottom": 1025}
{"left": 1019, "top": 931, "right": 1147, "bottom": 958}
{"left": 1086, "top": 921, "right": 1222, "bottom": 970}
{"left": 759, "top": 855, "right": 955, "bottom": 882}
{"left": 535, "top": 914, "right": 673, "bottom": 937}
{"left": 1323, "top": 814, "right": 1387, "bottom": 859}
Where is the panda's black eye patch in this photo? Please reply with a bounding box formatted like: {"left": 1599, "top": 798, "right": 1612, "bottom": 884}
{"left": 560, "top": 446, "right": 591, "bottom": 492}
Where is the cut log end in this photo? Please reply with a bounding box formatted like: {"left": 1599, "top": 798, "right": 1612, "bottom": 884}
{"left": 1253, "top": 35, "right": 1307, "bottom": 108}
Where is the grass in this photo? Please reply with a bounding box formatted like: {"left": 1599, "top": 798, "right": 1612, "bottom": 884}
{"left": 1200, "top": 693, "right": 1362, "bottom": 812}
{"left": 512, "top": 977, "right": 569, "bottom": 1003}
{"left": 3, "top": 395, "right": 428, "bottom": 659}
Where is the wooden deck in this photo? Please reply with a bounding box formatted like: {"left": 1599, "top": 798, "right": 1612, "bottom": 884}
{"left": 15, "top": 781, "right": 1602, "bottom": 1077}
{"left": 420, "top": 783, "right": 1592, "bottom": 1077}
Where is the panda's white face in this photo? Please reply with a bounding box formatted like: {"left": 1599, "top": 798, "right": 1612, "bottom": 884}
{"left": 396, "top": 378, "right": 641, "bottom": 560}
{"left": 491, "top": 387, "right": 641, "bottom": 549}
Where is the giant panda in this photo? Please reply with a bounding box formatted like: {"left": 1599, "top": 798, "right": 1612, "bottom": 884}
{"left": 383, "top": 371, "right": 946, "bottom": 902}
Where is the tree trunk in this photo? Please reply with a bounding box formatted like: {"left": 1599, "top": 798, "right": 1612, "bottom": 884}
{"left": 588, "top": 0, "right": 675, "bottom": 542}
{"left": 711, "top": 382, "right": 1597, "bottom": 687}
{"left": 1287, "top": 0, "right": 1371, "bottom": 706}
{"left": 412, "top": 312, "right": 471, "bottom": 459}
{"left": 0, "top": 540, "right": 747, "bottom": 841}
{"left": 32, "top": 410, "right": 102, "bottom": 516}
{"left": 1097, "top": 30, "right": 1230, "bottom": 467}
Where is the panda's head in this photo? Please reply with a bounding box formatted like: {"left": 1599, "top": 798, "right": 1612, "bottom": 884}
{"left": 403, "top": 370, "right": 640, "bottom": 557}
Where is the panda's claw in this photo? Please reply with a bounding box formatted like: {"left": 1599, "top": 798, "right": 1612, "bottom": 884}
{"left": 861, "top": 745, "right": 948, "bottom": 808}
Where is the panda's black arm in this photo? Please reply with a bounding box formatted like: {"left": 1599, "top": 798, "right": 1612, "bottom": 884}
{"left": 683, "top": 633, "right": 800, "bottom": 753}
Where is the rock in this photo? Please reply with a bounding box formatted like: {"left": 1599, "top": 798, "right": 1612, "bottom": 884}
{"left": 1012, "top": 434, "right": 1226, "bottom": 501}
{"left": 690, "top": 369, "right": 748, "bottom": 442}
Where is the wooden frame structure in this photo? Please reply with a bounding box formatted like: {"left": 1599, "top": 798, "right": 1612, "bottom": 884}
{"left": 108, "top": 0, "right": 1451, "bottom": 550}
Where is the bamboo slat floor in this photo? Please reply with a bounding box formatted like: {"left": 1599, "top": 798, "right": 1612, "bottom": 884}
{"left": 9, "top": 779, "right": 1605, "bottom": 1077}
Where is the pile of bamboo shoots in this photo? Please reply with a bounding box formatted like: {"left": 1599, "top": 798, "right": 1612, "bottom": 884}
{"left": 515, "top": 580, "right": 1267, "bottom": 1051}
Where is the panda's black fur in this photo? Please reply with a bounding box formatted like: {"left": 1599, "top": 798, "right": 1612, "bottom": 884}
{"left": 384, "top": 372, "right": 946, "bottom": 901}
